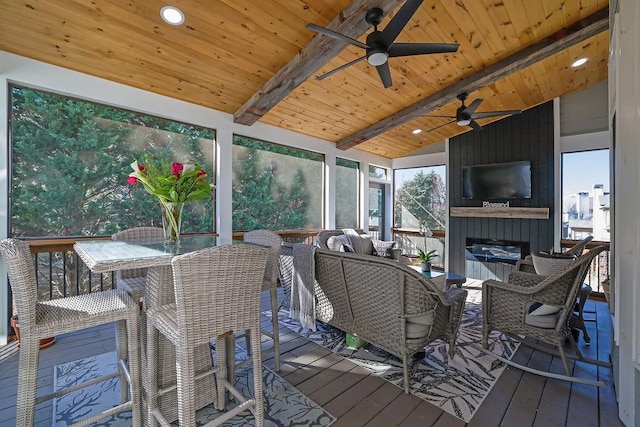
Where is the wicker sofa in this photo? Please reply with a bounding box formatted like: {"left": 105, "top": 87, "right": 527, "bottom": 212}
{"left": 281, "top": 243, "right": 468, "bottom": 393}
{"left": 316, "top": 229, "right": 403, "bottom": 261}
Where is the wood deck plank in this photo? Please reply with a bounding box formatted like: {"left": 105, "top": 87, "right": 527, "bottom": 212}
{"left": 501, "top": 346, "right": 553, "bottom": 426}
{"left": 330, "top": 381, "right": 403, "bottom": 427}
{"left": 363, "top": 389, "right": 423, "bottom": 426}
{"left": 0, "top": 290, "right": 619, "bottom": 426}
{"left": 466, "top": 342, "right": 534, "bottom": 426}
{"left": 399, "top": 401, "right": 446, "bottom": 426}
{"left": 325, "top": 374, "right": 388, "bottom": 420}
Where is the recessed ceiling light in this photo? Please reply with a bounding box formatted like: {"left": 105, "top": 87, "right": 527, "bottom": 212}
{"left": 571, "top": 57, "right": 588, "bottom": 68}
{"left": 412, "top": 129, "right": 422, "bottom": 135}
{"left": 160, "top": 6, "right": 184, "bottom": 25}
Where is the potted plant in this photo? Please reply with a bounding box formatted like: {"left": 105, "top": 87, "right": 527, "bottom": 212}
{"left": 10, "top": 315, "right": 56, "bottom": 349}
{"left": 418, "top": 249, "right": 438, "bottom": 272}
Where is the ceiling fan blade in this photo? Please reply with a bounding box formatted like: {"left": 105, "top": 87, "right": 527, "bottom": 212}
{"left": 316, "top": 56, "right": 366, "bottom": 81}
{"left": 471, "top": 110, "right": 522, "bottom": 119}
{"left": 426, "top": 119, "right": 456, "bottom": 133}
{"left": 376, "top": 62, "right": 393, "bottom": 88}
{"left": 306, "top": 23, "right": 369, "bottom": 49}
{"left": 469, "top": 120, "right": 483, "bottom": 131}
{"left": 463, "top": 98, "right": 483, "bottom": 115}
{"left": 388, "top": 42, "right": 459, "bottom": 57}
{"left": 379, "top": 0, "right": 424, "bottom": 47}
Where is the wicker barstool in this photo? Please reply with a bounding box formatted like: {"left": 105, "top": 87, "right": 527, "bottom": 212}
{"left": 146, "top": 244, "right": 270, "bottom": 427}
{"left": 111, "top": 227, "right": 164, "bottom": 304}
{"left": 0, "top": 238, "right": 141, "bottom": 426}
{"left": 241, "top": 230, "right": 283, "bottom": 371}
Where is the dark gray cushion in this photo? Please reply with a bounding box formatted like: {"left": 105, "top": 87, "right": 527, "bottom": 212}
{"left": 372, "top": 240, "right": 396, "bottom": 257}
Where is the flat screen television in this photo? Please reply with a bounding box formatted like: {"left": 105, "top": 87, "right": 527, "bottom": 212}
{"left": 462, "top": 161, "right": 532, "bottom": 199}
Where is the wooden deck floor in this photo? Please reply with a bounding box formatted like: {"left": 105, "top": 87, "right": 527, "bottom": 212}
{"left": 0, "top": 288, "right": 623, "bottom": 426}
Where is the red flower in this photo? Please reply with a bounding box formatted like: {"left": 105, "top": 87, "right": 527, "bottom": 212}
{"left": 127, "top": 176, "right": 138, "bottom": 185}
{"left": 197, "top": 170, "right": 207, "bottom": 180}
{"left": 171, "top": 162, "right": 184, "bottom": 178}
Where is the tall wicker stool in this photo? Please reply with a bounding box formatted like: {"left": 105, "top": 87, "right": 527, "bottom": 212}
{"left": 146, "top": 244, "right": 270, "bottom": 427}
{"left": 278, "top": 243, "right": 294, "bottom": 311}
{"left": 0, "top": 238, "right": 141, "bottom": 427}
{"left": 241, "top": 230, "right": 283, "bottom": 372}
{"left": 111, "top": 227, "right": 164, "bottom": 304}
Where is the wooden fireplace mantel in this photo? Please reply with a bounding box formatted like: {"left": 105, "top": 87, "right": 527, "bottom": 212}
{"left": 450, "top": 207, "right": 549, "bottom": 219}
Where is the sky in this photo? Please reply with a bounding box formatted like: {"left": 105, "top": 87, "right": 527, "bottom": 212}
{"left": 562, "top": 149, "right": 610, "bottom": 196}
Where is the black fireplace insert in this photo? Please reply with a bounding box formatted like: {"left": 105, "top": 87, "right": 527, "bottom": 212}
{"left": 465, "top": 238, "right": 530, "bottom": 265}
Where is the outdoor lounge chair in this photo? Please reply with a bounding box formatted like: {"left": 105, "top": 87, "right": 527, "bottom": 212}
{"left": 478, "top": 245, "right": 609, "bottom": 386}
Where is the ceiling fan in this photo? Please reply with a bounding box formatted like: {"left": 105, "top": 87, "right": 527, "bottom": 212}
{"left": 425, "top": 93, "right": 522, "bottom": 132}
{"left": 306, "top": 0, "right": 459, "bottom": 88}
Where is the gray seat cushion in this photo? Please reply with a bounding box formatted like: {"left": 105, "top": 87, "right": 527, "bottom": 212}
{"left": 342, "top": 228, "right": 373, "bottom": 255}
{"left": 405, "top": 310, "right": 435, "bottom": 339}
{"left": 525, "top": 311, "right": 562, "bottom": 328}
{"left": 525, "top": 301, "right": 562, "bottom": 328}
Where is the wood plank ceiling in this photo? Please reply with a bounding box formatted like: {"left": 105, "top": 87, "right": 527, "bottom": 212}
{"left": 0, "top": 0, "right": 609, "bottom": 159}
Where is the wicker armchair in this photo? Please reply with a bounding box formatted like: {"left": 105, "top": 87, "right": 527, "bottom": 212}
{"left": 482, "top": 245, "right": 605, "bottom": 383}
{"left": 111, "top": 226, "right": 164, "bottom": 304}
{"left": 146, "top": 244, "right": 270, "bottom": 427}
{"left": 514, "top": 235, "right": 596, "bottom": 344}
{"left": 241, "top": 230, "right": 283, "bottom": 371}
{"left": 0, "top": 238, "right": 142, "bottom": 426}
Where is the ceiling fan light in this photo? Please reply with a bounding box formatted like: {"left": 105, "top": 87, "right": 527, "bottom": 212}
{"left": 412, "top": 129, "right": 422, "bottom": 135}
{"left": 367, "top": 51, "right": 388, "bottom": 66}
{"left": 457, "top": 119, "right": 471, "bottom": 126}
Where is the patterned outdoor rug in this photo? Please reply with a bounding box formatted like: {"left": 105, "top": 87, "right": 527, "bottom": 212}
{"left": 269, "top": 286, "right": 519, "bottom": 423}
{"left": 53, "top": 350, "right": 335, "bottom": 426}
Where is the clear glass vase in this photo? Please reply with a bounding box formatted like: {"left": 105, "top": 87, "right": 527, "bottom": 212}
{"left": 160, "top": 202, "right": 184, "bottom": 248}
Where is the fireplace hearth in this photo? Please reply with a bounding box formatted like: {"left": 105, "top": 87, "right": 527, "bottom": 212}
{"left": 465, "top": 238, "right": 530, "bottom": 265}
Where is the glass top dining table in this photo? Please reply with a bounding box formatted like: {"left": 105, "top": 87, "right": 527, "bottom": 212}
{"left": 74, "top": 235, "right": 235, "bottom": 273}
{"left": 74, "top": 235, "right": 252, "bottom": 421}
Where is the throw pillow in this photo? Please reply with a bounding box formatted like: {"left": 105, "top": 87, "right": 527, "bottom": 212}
{"left": 531, "top": 251, "right": 576, "bottom": 276}
{"left": 528, "top": 251, "right": 577, "bottom": 316}
{"left": 528, "top": 301, "right": 562, "bottom": 316}
{"left": 326, "top": 235, "right": 353, "bottom": 252}
{"left": 372, "top": 240, "right": 396, "bottom": 257}
{"left": 342, "top": 229, "right": 374, "bottom": 255}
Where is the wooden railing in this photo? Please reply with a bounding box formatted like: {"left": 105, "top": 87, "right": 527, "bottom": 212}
{"left": 392, "top": 228, "right": 611, "bottom": 295}
{"left": 9, "top": 229, "right": 322, "bottom": 313}
{"left": 6, "top": 229, "right": 610, "bottom": 336}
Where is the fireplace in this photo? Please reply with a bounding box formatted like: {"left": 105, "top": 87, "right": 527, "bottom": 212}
{"left": 465, "top": 238, "right": 530, "bottom": 265}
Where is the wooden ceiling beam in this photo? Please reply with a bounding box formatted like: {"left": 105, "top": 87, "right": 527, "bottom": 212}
{"left": 233, "top": 0, "right": 404, "bottom": 126}
{"left": 336, "top": 6, "right": 609, "bottom": 151}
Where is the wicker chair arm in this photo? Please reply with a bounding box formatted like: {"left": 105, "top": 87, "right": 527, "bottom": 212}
{"left": 483, "top": 278, "right": 539, "bottom": 295}
{"left": 442, "top": 287, "right": 468, "bottom": 305}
